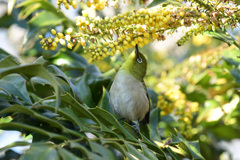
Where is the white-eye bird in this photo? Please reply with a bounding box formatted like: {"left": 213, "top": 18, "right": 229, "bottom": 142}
{"left": 109, "top": 45, "right": 150, "bottom": 132}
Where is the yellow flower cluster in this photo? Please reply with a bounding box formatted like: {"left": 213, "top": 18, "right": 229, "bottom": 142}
{"left": 39, "top": 28, "right": 79, "bottom": 50}
{"left": 176, "top": 24, "right": 207, "bottom": 46}
{"left": 157, "top": 88, "right": 186, "bottom": 115}
{"left": 57, "top": 0, "right": 77, "bottom": 10}
{"left": 86, "top": 0, "right": 107, "bottom": 10}
{"left": 40, "top": 0, "right": 240, "bottom": 60}
{"left": 176, "top": 101, "right": 199, "bottom": 138}
{"left": 157, "top": 87, "right": 200, "bottom": 138}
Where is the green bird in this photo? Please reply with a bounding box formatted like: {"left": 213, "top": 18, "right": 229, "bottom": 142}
{"left": 109, "top": 45, "right": 150, "bottom": 132}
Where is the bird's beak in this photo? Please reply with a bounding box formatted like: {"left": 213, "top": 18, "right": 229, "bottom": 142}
{"left": 135, "top": 44, "right": 139, "bottom": 58}
{"left": 135, "top": 44, "right": 142, "bottom": 63}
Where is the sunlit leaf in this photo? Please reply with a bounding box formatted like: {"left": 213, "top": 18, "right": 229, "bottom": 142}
{"left": 8, "top": 0, "right": 16, "bottom": 15}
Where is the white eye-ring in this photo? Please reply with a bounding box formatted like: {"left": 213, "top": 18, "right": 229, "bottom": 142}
{"left": 137, "top": 57, "right": 142, "bottom": 63}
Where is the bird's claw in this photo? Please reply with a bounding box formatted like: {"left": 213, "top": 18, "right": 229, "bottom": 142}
{"left": 135, "top": 126, "right": 140, "bottom": 134}
{"left": 134, "top": 122, "right": 140, "bottom": 135}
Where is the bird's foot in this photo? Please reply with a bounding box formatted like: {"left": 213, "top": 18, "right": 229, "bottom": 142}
{"left": 134, "top": 125, "right": 140, "bottom": 135}
{"left": 134, "top": 119, "right": 140, "bottom": 135}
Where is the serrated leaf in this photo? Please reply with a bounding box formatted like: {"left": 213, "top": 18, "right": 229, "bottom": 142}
{"left": 48, "top": 65, "right": 81, "bottom": 101}
{"left": 88, "top": 141, "right": 115, "bottom": 159}
{"left": 102, "top": 141, "right": 126, "bottom": 157}
{"left": 60, "top": 94, "right": 117, "bottom": 137}
{"left": 0, "top": 122, "right": 67, "bottom": 140}
{"left": 125, "top": 143, "right": 148, "bottom": 160}
{"left": 0, "top": 105, "right": 63, "bottom": 129}
{"left": 0, "top": 63, "right": 61, "bottom": 109}
{"left": 141, "top": 144, "right": 158, "bottom": 160}
{"left": 20, "top": 143, "right": 60, "bottom": 160}
{"left": 89, "top": 107, "right": 138, "bottom": 142}
{"left": 174, "top": 130, "right": 204, "bottom": 160}
{"left": 36, "top": 105, "right": 92, "bottom": 132}
{"left": 0, "top": 75, "right": 32, "bottom": 104}
{"left": 70, "top": 142, "right": 103, "bottom": 159}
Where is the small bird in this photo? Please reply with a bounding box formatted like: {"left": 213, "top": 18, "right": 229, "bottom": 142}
{"left": 109, "top": 45, "right": 150, "bottom": 133}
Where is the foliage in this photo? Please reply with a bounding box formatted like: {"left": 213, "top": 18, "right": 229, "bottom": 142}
{"left": 1, "top": 0, "right": 240, "bottom": 160}
{"left": 0, "top": 50, "right": 203, "bottom": 159}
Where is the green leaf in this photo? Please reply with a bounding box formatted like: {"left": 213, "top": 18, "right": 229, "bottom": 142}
{"left": 166, "top": 147, "right": 182, "bottom": 160}
{"left": 101, "top": 141, "right": 126, "bottom": 157}
{"left": 75, "top": 73, "right": 94, "bottom": 107}
{"left": 70, "top": 142, "right": 103, "bottom": 159}
{"left": 203, "top": 30, "right": 237, "bottom": 46}
{"left": 0, "top": 141, "right": 30, "bottom": 153}
{"left": 148, "top": 108, "right": 161, "bottom": 141}
{"left": 0, "top": 105, "right": 64, "bottom": 130}
{"left": 0, "top": 56, "right": 19, "bottom": 68}
{"left": 48, "top": 65, "right": 81, "bottom": 101}
{"left": 36, "top": 105, "right": 93, "bottom": 133}
{"left": 141, "top": 144, "right": 158, "bottom": 160}
{"left": 98, "top": 87, "right": 113, "bottom": 113}
{"left": 174, "top": 130, "right": 204, "bottom": 160}
{"left": 51, "top": 50, "right": 89, "bottom": 69}
{"left": 0, "top": 63, "right": 61, "bottom": 109}
{"left": 16, "top": 0, "right": 67, "bottom": 20}
{"left": 57, "top": 147, "right": 83, "bottom": 160}
{"left": 20, "top": 143, "right": 60, "bottom": 160}
{"left": 85, "top": 65, "right": 102, "bottom": 84}
{"left": 88, "top": 141, "right": 115, "bottom": 159}
{"left": 147, "top": 88, "right": 158, "bottom": 108}
{"left": 125, "top": 143, "right": 148, "bottom": 160}
{"left": 90, "top": 77, "right": 111, "bottom": 105}
{"left": 0, "top": 122, "right": 67, "bottom": 140}
{"left": 140, "top": 135, "right": 166, "bottom": 158}
{"left": 0, "top": 75, "right": 32, "bottom": 104}
{"left": 89, "top": 107, "right": 138, "bottom": 142}
{"left": 60, "top": 94, "right": 117, "bottom": 137}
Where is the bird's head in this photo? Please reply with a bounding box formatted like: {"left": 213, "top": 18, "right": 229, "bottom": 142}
{"left": 122, "top": 45, "right": 147, "bottom": 81}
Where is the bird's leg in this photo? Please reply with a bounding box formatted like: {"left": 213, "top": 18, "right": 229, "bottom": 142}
{"left": 117, "top": 117, "right": 125, "bottom": 122}
{"left": 134, "top": 119, "right": 140, "bottom": 134}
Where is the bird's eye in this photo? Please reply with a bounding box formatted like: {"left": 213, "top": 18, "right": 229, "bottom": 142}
{"left": 137, "top": 57, "right": 142, "bottom": 63}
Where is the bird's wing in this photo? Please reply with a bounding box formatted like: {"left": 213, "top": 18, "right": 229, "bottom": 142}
{"left": 141, "top": 81, "right": 150, "bottom": 125}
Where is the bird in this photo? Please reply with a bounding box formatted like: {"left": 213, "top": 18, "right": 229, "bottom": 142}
{"left": 109, "top": 45, "right": 150, "bottom": 133}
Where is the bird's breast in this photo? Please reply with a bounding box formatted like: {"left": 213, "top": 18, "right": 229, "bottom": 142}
{"left": 109, "top": 69, "right": 149, "bottom": 121}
